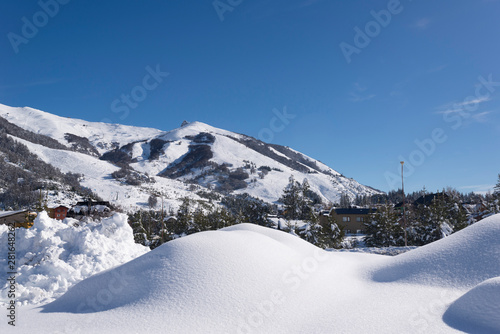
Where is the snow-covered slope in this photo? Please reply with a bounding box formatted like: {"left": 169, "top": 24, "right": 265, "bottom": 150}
{"left": 6, "top": 214, "right": 500, "bottom": 333}
{"left": 0, "top": 103, "right": 382, "bottom": 206}
{"left": 4, "top": 134, "right": 201, "bottom": 211}
{"left": 128, "top": 120, "right": 380, "bottom": 203}
{"left": 0, "top": 103, "right": 163, "bottom": 155}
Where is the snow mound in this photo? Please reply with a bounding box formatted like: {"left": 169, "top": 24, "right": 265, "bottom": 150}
{"left": 9, "top": 222, "right": 483, "bottom": 333}
{"left": 372, "top": 213, "right": 500, "bottom": 287}
{"left": 443, "top": 277, "right": 500, "bottom": 333}
{"left": 0, "top": 212, "right": 148, "bottom": 305}
{"left": 42, "top": 223, "right": 322, "bottom": 316}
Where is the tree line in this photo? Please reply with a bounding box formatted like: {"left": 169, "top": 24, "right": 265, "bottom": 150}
{"left": 364, "top": 175, "right": 500, "bottom": 247}
{"left": 128, "top": 194, "right": 272, "bottom": 249}
{"left": 128, "top": 174, "right": 500, "bottom": 250}
{"left": 129, "top": 176, "right": 345, "bottom": 250}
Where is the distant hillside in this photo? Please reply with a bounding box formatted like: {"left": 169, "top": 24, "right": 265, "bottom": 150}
{"left": 0, "top": 103, "right": 383, "bottom": 210}
{"left": 0, "top": 119, "right": 99, "bottom": 209}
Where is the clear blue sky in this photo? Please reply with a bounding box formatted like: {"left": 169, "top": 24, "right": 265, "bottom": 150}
{"left": 1, "top": 0, "right": 499, "bottom": 194}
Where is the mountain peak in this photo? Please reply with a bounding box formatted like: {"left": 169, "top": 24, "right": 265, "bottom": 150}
{"left": 179, "top": 120, "right": 212, "bottom": 130}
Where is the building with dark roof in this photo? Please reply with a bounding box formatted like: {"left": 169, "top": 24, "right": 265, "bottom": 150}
{"left": 320, "top": 207, "right": 375, "bottom": 235}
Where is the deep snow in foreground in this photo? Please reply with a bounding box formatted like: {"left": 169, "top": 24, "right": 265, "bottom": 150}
{"left": 0, "top": 212, "right": 148, "bottom": 305}
{"left": 444, "top": 277, "right": 500, "bottom": 333}
{"left": 2, "top": 215, "right": 500, "bottom": 333}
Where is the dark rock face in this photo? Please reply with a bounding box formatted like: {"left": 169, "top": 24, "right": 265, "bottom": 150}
{"left": 160, "top": 144, "right": 214, "bottom": 179}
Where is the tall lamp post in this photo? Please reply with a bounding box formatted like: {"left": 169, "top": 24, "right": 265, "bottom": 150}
{"left": 161, "top": 197, "right": 165, "bottom": 243}
{"left": 401, "top": 161, "right": 407, "bottom": 247}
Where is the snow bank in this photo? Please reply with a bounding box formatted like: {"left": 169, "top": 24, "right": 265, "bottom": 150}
{"left": 42, "top": 223, "right": 322, "bottom": 315}
{"left": 41, "top": 224, "right": 385, "bottom": 333}
{"left": 443, "top": 277, "right": 500, "bottom": 333}
{"left": 372, "top": 213, "right": 500, "bottom": 287}
{"left": 0, "top": 212, "right": 148, "bottom": 305}
{"left": 9, "top": 217, "right": 500, "bottom": 333}
{"left": 30, "top": 223, "right": 457, "bottom": 333}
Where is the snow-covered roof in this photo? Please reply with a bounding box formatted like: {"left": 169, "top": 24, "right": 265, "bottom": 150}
{"left": 0, "top": 210, "right": 28, "bottom": 218}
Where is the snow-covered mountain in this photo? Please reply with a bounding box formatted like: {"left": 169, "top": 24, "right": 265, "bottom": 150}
{"left": 0, "top": 103, "right": 382, "bottom": 209}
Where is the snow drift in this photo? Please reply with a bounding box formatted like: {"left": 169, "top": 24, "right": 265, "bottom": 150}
{"left": 7, "top": 215, "right": 500, "bottom": 333}
{"left": 0, "top": 212, "right": 148, "bottom": 305}
{"left": 443, "top": 277, "right": 500, "bottom": 333}
{"left": 40, "top": 223, "right": 391, "bottom": 333}
{"left": 42, "top": 223, "right": 325, "bottom": 315}
{"left": 371, "top": 213, "right": 500, "bottom": 287}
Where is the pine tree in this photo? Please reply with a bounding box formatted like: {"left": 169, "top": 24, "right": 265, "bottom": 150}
{"left": 484, "top": 192, "right": 500, "bottom": 216}
{"left": 299, "top": 179, "right": 313, "bottom": 220}
{"left": 450, "top": 200, "right": 469, "bottom": 231}
{"left": 174, "top": 197, "right": 192, "bottom": 236}
{"left": 234, "top": 209, "right": 248, "bottom": 224}
{"left": 148, "top": 195, "right": 158, "bottom": 209}
{"left": 213, "top": 208, "right": 236, "bottom": 229}
{"left": 297, "top": 210, "right": 323, "bottom": 246}
{"left": 409, "top": 200, "right": 436, "bottom": 245}
{"left": 191, "top": 208, "right": 211, "bottom": 233}
{"left": 280, "top": 176, "right": 317, "bottom": 221}
{"left": 129, "top": 213, "right": 150, "bottom": 246}
{"left": 35, "top": 189, "right": 49, "bottom": 212}
{"left": 284, "top": 219, "right": 298, "bottom": 236}
{"left": 280, "top": 175, "right": 302, "bottom": 220}
{"left": 407, "top": 193, "right": 464, "bottom": 245}
{"left": 316, "top": 213, "right": 345, "bottom": 249}
{"left": 428, "top": 194, "right": 453, "bottom": 240}
{"left": 494, "top": 174, "right": 500, "bottom": 197}
{"left": 364, "top": 204, "right": 403, "bottom": 247}
{"left": 339, "top": 193, "right": 351, "bottom": 208}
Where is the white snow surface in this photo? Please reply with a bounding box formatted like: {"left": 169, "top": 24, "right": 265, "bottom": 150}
{"left": 4, "top": 214, "right": 500, "bottom": 333}
{"left": 443, "top": 277, "right": 500, "bottom": 333}
{"left": 0, "top": 212, "right": 148, "bottom": 306}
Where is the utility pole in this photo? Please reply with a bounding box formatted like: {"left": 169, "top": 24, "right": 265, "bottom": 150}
{"left": 401, "top": 161, "right": 408, "bottom": 247}
{"left": 161, "top": 197, "right": 165, "bottom": 243}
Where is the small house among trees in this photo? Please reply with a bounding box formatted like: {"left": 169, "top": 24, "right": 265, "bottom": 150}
{"left": 48, "top": 206, "right": 70, "bottom": 220}
{"left": 320, "top": 208, "right": 373, "bottom": 234}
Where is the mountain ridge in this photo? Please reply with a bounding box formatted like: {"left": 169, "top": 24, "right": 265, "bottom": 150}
{"left": 0, "top": 103, "right": 383, "bottom": 209}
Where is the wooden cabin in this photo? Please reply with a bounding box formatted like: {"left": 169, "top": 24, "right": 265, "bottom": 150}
{"left": 48, "top": 206, "right": 70, "bottom": 220}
